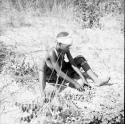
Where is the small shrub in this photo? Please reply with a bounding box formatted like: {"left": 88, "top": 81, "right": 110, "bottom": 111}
{"left": 73, "top": 0, "right": 124, "bottom": 28}
{"left": 73, "top": 0, "right": 101, "bottom": 28}
{"left": 0, "top": 42, "right": 12, "bottom": 73}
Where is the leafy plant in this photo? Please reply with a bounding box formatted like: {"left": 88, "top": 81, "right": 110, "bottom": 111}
{"left": 73, "top": 0, "right": 123, "bottom": 28}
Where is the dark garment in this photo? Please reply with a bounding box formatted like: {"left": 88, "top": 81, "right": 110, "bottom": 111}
{"left": 45, "top": 55, "right": 90, "bottom": 84}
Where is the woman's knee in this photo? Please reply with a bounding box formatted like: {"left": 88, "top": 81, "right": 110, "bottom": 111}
{"left": 74, "top": 55, "right": 86, "bottom": 63}
{"left": 74, "top": 55, "right": 91, "bottom": 72}
{"left": 74, "top": 55, "right": 86, "bottom": 67}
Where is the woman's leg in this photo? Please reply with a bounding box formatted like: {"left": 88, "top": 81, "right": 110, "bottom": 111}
{"left": 74, "top": 55, "right": 110, "bottom": 86}
{"left": 86, "top": 69, "right": 110, "bottom": 86}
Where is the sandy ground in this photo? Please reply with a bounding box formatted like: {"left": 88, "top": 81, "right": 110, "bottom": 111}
{"left": 0, "top": 14, "right": 124, "bottom": 124}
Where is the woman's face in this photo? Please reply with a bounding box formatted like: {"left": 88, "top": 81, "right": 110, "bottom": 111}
{"left": 60, "top": 44, "right": 71, "bottom": 52}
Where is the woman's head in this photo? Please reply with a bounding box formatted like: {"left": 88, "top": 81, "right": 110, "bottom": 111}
{"left": 56, "top": 32, "right": 73, "bottom": 51}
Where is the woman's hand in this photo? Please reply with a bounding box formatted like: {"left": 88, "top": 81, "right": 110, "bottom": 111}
{"left": 74, "top": 82, "right": 84, "bottom": 91}
{"left": 77, "top": 78, "right": 91, "bottom": 88}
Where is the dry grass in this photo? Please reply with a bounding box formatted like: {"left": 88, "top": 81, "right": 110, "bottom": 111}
{"left": 0, "top": 0, "right": 124, "bottom": 29}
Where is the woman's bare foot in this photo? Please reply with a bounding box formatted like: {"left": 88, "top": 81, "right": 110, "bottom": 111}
{"left": 96, "top": 77, "right": 110, "bottom": 87}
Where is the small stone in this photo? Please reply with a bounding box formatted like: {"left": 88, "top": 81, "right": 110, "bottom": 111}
{"left": 27, "top": 116, "right": 31, "bottom": 123}
{"left": 30, "top": 114, "right": 34, "bottom": 119}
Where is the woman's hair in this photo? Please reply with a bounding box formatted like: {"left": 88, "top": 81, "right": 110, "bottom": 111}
{"left": 56, "top": 32, "right": 69, "bottom": 38}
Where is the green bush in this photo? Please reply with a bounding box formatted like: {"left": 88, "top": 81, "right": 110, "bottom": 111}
{"left": 73, "top": 0, "right": 124, "bottom": 28}
{"left": 0, "top": 42, "right": 11, "bottom": 72}
{"left": 73, "top": 0, "right": 101, "bottom": 28}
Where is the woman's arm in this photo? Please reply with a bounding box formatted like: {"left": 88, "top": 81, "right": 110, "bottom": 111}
{"left": 66, "top": 50, "right": 88, "bottom": 85}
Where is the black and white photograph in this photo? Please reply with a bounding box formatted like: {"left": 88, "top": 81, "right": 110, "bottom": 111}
{"left": 0, "top": 0, "right": 124, "bottom": 124}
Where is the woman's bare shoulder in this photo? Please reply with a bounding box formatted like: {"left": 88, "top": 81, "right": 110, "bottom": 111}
{"left": 46, "top": 47, "right": 56, "bottom": 58}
